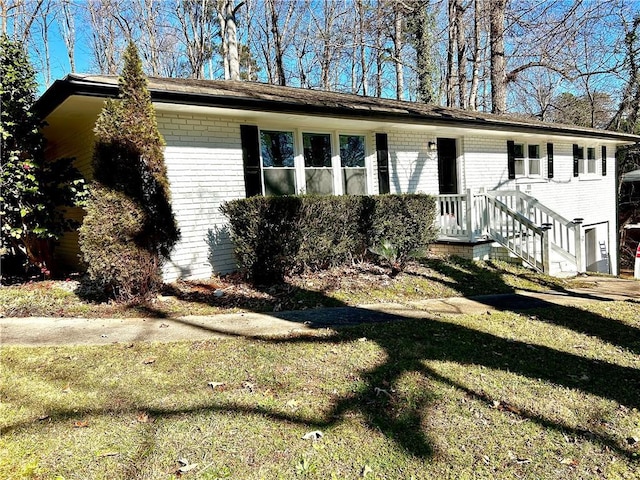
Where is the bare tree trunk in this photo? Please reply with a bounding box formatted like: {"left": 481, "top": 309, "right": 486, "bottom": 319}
{"left": 489, "top": 0, "right": 507, "bottom": 114}
{"left": 267, "top": 0, "right": 286, "bottom": 85}
{"left": 393, "top": 3, "right": 404, "bottom": 100}
{"left": 60, "top": 0, "right": 75, "bottom": 72}
{"left": 357, "top": 0, "right": 368, "bottom": 96}
{"left": 468, "top": 0, "right": 481, "bottom": 110}
{"left": 455, "top": 0, "right": 468, "bottom": 109}
{"left": 226, "top": 1, "right": 241, "bottom": 80}
{"left": 446, "top": 0, "right": 457, "bottom": 106}
{"left": 374, "top": 2, "right": 383, "bottom": 97}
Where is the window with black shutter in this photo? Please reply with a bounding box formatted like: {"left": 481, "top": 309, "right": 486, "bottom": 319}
{"left": 507, "top": 140, "right": 516, "bottom": 179}
{"left": 376, "top": 133, "right": 390, "bottom": 194}
{"left": 240, "top": 125, "right": 263, "bottom": 197}
{"left": 546, "top": 143, "right": 554, "bottom": 179}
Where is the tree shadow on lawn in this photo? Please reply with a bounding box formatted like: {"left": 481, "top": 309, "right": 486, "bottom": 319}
{"left": 4, "top": 303, "right": 640, "bottom": 461}
{"left": 4, "top": 264, "right": 640, "bottom": 464}
{"left": 414, "top": 256, "right": 640, "bottom": 355}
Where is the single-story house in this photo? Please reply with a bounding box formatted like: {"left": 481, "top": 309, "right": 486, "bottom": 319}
{"left": 35, "top": 74, "right": 640, "bottom": 281}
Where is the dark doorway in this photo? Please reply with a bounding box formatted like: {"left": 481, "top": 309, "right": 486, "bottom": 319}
{"left": 437, "top": 138, "right": 458, "bottom": 194}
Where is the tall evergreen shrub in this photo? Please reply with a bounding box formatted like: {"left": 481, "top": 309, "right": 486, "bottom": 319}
{"left": 0, "top": 35, "right": 86, "bottom": 276}
{"left": 79, "top": 43, "right": 179, "bottom": 301}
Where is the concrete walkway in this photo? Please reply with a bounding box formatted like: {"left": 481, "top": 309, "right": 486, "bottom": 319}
{"left": 1, "top": 276, "right": 637, "bottom": 347}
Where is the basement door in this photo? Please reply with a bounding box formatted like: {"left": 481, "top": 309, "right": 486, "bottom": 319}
{"left": 585, "top": 223, "right": 611, "bottom": 274}
{"left": 438, "top": 138, "right": 458, "bottom": 194}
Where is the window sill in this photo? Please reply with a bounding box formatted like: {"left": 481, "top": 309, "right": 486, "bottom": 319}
{"left": 515, "top": 177, "right": 547, "bottom": 185}
{"left": 577, "top": 175, "right": 602, "bottom": 181}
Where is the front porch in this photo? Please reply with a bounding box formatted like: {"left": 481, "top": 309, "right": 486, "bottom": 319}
{"left": 434, "top": 189, "right": 586, "bottom": 276}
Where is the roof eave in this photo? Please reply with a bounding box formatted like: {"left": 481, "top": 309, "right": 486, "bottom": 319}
{"left": 35, "top": 76, "right": 640, "bottom": 143}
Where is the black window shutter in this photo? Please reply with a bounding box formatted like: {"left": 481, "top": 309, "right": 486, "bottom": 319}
{"left": 601, "top": 145, "right": 607, "bottom": 176}
{"left": 240, "top": 125, "right": 262, "bottom": 197}
{"left": 376, "top": 133, "right": 390, "bottom": 194}
{"left": 572, "top": 144, "right": 580, "bottom": 177}
{"left": 507, "top": 140, "right": 516, "bottom": 180}
{"left": 547, "top": 143, "right": 554, "bottom": 179}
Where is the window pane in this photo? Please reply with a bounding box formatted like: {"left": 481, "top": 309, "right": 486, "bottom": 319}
{"left": 528, "top": 144, "right": 540, "bottom": 159}
{"left": 514, "top": 159, "right": 525, "bottom": 175}
{"left": 303, "top": 133, "right": 332, "bottom": 167}
{"left": 261, "top": 131, "right": 294, "bottom": 167}
{"left": 514, "top": 143, "right": 525, "bottom": 158}
{"left": 305, "top": 168, "right": 334, "bottom": 195}
{"left": 339, "top": 135, "right": 365, "bottom": 167}
{"left": 529, "top": 158, "right": 540, "bottom": 175}
{"left": 264, "top": 169, "right": 296, "bottom": 196}
{"left": 587, "top": 148, "right": 596, "bottom": 173}
{"left": 343, "top": 168, "right": 366, "bottom": 195}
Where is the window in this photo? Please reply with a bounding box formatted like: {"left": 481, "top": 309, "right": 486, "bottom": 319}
{"left": 528, "top": 145, "right": 540, "bottom": 175}
{"left": 514, "top": 143, "right": 525, "bottom": 176}
{"left": 303, "top": 132, "right": 334, "bottom": 195}
{"left": 574, "top": 144, "right": 599, "bottom": 176}
{"left": 260, "top": 130, "right": 296, "bottom": 196}
{"left": 256, "top": 128, "right": 370, "bottom": 197}
{"left": 513, "top": 143, "right": 541, "bottom": 177}
{"left": 587, "top": 147, "right": 596, "bottom": 174}
{"left": 576, "top": 146, "right": 585, "bottom": 174}
{"left": 340, "top": 134, "right": 366, "bottom": 194}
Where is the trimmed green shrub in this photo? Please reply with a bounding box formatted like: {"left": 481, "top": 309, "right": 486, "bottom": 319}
{"left": 370, "top": 194, "right": 439, "bottom": 274}
{"left": 221, "top": 194, "right": 437, "bottom": 284}
{"left": 79, "top": 43, "right": 179, "bottom": 302}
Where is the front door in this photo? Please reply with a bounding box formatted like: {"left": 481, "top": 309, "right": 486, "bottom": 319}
{"left": 438, "top": 138, "right": 458, "bottom": 194}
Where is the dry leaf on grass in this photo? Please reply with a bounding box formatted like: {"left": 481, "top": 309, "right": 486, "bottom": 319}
{"left": 176, "top": 458, "right": 198, "bottom": 474}
{"left": 73, "top": 420, "right": 89, "bottom": 428}
{"left": 142, "top": 357, "right": 156, "bottom": 365}
{"left": 302, "top": 430, "right": 323, "bottom": 441}
{"left": 491, "top": 400, "right": 521, "bottom": 415}
{"left": 136, "top": 412, "right": 152, "bottom": 423}
{"left": 243, "top": 381, "right": 255, "bottom": 392}
{"left": 560, "top": 458, "right": 579, "bottom": 466}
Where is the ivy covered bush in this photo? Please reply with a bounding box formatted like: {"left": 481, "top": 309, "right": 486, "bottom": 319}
{"left": 0, "top": 35, "right": 86, "bottom": 277}
{"left": 221, "top": 194, "right": 437, "bottom": 284}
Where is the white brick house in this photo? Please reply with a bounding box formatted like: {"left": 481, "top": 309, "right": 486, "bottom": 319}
{"left": 36, "top": 75, "right": 640, "bottom": 281}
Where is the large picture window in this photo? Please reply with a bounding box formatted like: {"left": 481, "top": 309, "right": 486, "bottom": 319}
{"left": 340, "top": 134, "right": 366, "bottom": 194}
{"left": 257, "top": 128, "right": 370, "bottom": 197}
{"left": 303, "top": 132, "right": 333, "bottom": 195}
{"left": 260, "top": 130, "right": 296, "bottom": 196}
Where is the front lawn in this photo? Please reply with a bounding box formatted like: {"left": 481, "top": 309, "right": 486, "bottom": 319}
{"left": 2, "top": 300, "right": 639, "bottom": 479}
{"left": 0, "top": 257, "right": 580, "bottom": 319}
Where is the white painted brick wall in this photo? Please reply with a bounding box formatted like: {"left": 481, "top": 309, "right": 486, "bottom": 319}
{"left": 386, "top": 131, "right": 439, "bottom": 194}
{"left": 158, "top": 112, "right": 245, "bottom": 282}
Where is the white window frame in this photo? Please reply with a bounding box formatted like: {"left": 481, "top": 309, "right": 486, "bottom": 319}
{"left": 259, "top": 129, "right": 297, "bottom": 196}
{"left": 576, "top": 144, "right": 600, "bottom": 177}
{"left": 514, "top": 142, "right": 542, "bottom": 178}
{"left": 258, "top": 127, "right": 371, "bottom": 196}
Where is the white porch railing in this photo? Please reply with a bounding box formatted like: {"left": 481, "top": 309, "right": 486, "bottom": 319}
{"left": 435, "top": 189, "right": 583, "bottom": 274}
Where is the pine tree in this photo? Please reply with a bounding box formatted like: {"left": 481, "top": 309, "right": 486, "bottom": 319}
{"left": 79, "top": 43, "right": 179, "bottom": 301}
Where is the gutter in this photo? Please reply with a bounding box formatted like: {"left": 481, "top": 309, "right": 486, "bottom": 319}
{"left": 35, "top": 76, "right": 640, "bottom": 143}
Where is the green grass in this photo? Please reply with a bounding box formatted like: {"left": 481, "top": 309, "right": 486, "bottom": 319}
{"left": 0, "top": 257, "right": 582, "bottom": 319}
{"left": 2, "top": 299, "right": 640, "bottom": 479}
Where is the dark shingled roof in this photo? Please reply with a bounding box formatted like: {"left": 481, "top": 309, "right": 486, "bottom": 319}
{"left": 36, "top": 73, "right": 640, "bottom": 142}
